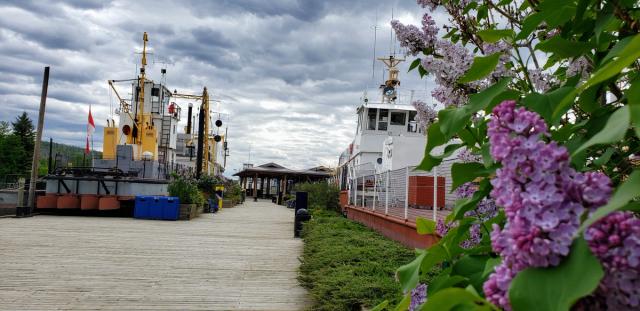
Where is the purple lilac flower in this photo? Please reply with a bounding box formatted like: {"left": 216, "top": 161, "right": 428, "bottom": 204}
{"left": 412, "top": 100, "right": 437, "bottom": 131}
{"left": 391, "top": 13, "right": 439, "bottom": 56}
{"left": 457, "top": 148, "right": 481, "bottom": 163}
{"left": 566, "top": 56, "right": 591, "bottom": 81}
{"left": 410, "top": 283, "right": 428, "bottom": 311}
{"left": 585, "top": 211, "right": 640, "bottom": 309}
{"left": 421, "top": 13, "right": 439, "bottom": 47}
{"left": 417, "top": 0, "right": 440, "bottom": 11}
{"left": 483, "top": 41, "right": 513, "bottom": 79}
{"left": 484, "top": 259, "right": 516, "bottom": 311}
{"left": 391, "top": 20, "right": 427, "bottom": 56}
{"left": 436, "top": 218, "right": 454, "bottom": 237}
{"left": 483, "top": 100, "right": 612, "bottom": 310}
{"left": 528, "top": 69, "right": 557, "bottom": 93}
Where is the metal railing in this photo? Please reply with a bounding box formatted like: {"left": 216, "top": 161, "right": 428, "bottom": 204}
{"left": 347, "top": 159, "right": 457, "bottom": 224}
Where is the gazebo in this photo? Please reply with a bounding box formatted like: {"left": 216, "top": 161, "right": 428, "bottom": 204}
{"left": 234, "top": 163, "right": 333, "bottom": 204}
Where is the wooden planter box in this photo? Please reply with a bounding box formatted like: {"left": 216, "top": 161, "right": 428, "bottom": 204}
{"left": 179, "top": 203, "right": 204, "bottom": 220}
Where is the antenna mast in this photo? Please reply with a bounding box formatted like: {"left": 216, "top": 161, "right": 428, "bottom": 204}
{"left": 135, "top": 32, "right": 149, "bottom": 158}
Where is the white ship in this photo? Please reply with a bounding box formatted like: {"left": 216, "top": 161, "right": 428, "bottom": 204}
{"left": 336, "top": 56, "right": 459, "bottom": 212}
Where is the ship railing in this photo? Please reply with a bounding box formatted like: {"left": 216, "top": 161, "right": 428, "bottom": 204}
{"left": 347, "top": 159, "right": 458, "bottom": 225}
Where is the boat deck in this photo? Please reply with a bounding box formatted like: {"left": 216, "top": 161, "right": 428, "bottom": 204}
{"left": 0, "top": 200, "right": 309, "bottom": 310}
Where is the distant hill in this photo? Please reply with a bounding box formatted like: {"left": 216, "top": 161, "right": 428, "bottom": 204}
{"left": 40, "top": 141, "right": 102, "bottom": 161}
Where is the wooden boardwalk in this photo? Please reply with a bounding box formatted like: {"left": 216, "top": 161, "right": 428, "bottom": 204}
{"left": 0, "top": 200, "right": 309, "bottom": 310}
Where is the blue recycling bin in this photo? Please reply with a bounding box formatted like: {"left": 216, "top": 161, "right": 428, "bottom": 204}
{"left": 148, "top": 196, "right": 163, "bottom": 219}
{"left": 161, "top": 196, "right": 180, "bottom": 220}
{"left": 134, "top": 196, "right": 151, "bottom": 219}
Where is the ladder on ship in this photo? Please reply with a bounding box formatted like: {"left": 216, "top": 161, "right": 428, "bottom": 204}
{"left": 157, "top": 115, "right": 171, "bottom": 167}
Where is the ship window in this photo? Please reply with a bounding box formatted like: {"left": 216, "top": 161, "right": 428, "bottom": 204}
{"left": 151, "top": 87, "right": 160, "bottom": 97}
{"left": 367, "top": 109, "right": 377, "bottom": 130}
{"left": 390, "top": 112, "right": 406, "bottom": 125}
{"left": 378, "top": 109, "right": 388, "bottom": 131}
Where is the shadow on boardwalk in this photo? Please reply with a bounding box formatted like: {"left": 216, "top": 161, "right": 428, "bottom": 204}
{"left": 0, "top": 200, "right": 309, "bottom": 310}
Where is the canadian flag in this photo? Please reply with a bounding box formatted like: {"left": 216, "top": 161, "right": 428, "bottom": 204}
{"left": 85, "top": 106, "right": 95, "bottom": 155}
{"left": 87, "top": 106, "right": 95, "bottom": 135}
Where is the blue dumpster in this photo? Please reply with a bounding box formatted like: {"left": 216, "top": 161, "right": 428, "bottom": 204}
{"left": 134, "top": 196, "right": 151, "bottom": 219}
{"left": 161, "top": 196, "right": 180, "bottom": 220}
{"left": 149, "top": 196, "right": 163, "bottom": 219}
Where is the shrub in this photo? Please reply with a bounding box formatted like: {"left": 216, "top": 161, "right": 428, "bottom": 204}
{"left": 168, "top": 175, "right": 204, "bottom": 205}
{"left": 299, "top": 210, "right": 433, "bottom": 311}
{"left": 294, "top": 182, "right": 340, "bottom": 212}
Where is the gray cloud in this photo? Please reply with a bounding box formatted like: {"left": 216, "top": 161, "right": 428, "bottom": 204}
{"left": 0, "top": 0, "right": 438, "bottom": 176}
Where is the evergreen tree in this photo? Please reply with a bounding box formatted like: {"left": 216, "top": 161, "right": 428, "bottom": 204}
{"left": 11, "top": 112, "right": 35, "bottom": 175}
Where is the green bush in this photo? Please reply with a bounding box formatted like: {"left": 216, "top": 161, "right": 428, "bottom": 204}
{"left": 299, "top": 210, "right": 423, "bottom": 311}
{"left": 294, "top": 182, "right": 340, "bottom": 212}
{"left": 168, "top": 175, "right": 204, "bottom": 205}
{"left": 197, "top": 174, "right": 222, "bottom": 194}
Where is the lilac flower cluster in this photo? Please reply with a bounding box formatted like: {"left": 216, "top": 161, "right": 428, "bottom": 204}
{"left": 390, "top": 13, "right": 439, "bottom": 56}
{"left": 483, "top": 41, "right": 512, "bottom": 79}
{"left": 410, "top": 283, "right": 428, "bottom": 311}
{"left": 585, "top": 211, "right": 640, "bottom": 309}
{"left": 457, "top": 148, "right": 481, "bottom": 164}
{"left": 483, "top": 100, "right": 612, "bottom": 310}
{"left": 412, "top": 100, "right": 437, "bottom": 131}
{"left": 421, "top": 40, "right": 476, "bottom": 107}
{"left": 391, "top": 21, "right": 428, "bottom": 56}
{"left": 566, "top": 56, "right": 591, "bottom": 81}
{"left": 528, "top": 69, "right": 558, "bottom": 93}
{"left": 417, "top": 0, "right": 440, "bottom": 11}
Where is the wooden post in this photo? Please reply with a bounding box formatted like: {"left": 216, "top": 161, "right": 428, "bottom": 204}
{"left": 253, "top": 174, "right": 258, "bottom": 200}
{"left": 266, "top": 178, "right": 271, "bottom": 196}
{"left": 27, "top": 66, "right": 49, "bottom": 215}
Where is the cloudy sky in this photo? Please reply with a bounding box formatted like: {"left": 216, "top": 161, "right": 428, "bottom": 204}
{"left": 0, "top": 0, "right": 442, "bottom": 177}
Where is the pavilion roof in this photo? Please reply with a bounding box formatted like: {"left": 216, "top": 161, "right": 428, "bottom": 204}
{"left": 233, "top": 163, "right": 333, "bottom": 178}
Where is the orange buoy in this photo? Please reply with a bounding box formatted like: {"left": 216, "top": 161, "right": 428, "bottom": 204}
{"left": 36, "top": 194, "right": 58, "bottom": 209}
{"left": 98, "top": 196, "right": 120, "bottom": 210}
{"left": 80, "top": 195, "right": 99, "bottom": 210}
{"left": 57, "top": 195, "right": 80, "bottom": 209}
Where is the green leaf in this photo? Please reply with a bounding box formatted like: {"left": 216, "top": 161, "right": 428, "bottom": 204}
{"left": 627, "top": 78, "right": 640, "bottom": 139}
{"left": 481, "top": 143, "right": 494, "bottom": 168}
{"left": 452, "top": 255, "right": 491, "bottom": 293}
{"left": 439, "top": 108, "right": 471, "bottom": 138}
{"left": 522, "top": 87, "right": 572, "bottom": 123}
{"left": 579, "top": 170, "right": 640, "bottom": 232}
{"left": 477, "top": 29, "right": 514, "bottom": 43}
{"left": 420, "top": 244, "right": 448, "bottom": 273}
{"left": 420, "top": 288, "right": 496, "bottom": 311}
{"left": 572, "top": 106, "right": 630, "bottom": 156}
{"left": 416, "top": 217, "right": 436, "bottom": 235}
{"left": 393, "top": 293, "right": 411, "bottom": 311}
{"left": 600, "top": 35, "right": 634, "bottom": 65}
{"left": 397, "top": 252, "right": 426, "bottom": 293}
{"left": 371, "top": 300, "right": 389, "bottom": 311}
{"left": 552, "top": 34, "right": 640, "bottom": 122}
{"left": 468, "top": 78, "right": 511, "bottom": 113}
{"left": 409, "top": 58, "right": 421, "bottom": 72}
{"left": 593, "top": 147, "right": 615, "bottom": 166}
{"left": 516, "top": 12, "right": 545, "bottom": 40}
{"left": 509, "top": 238, "right": 604, "bottom": 311}
{"left": 482, "top": 257, "right": 501, "bottom": 279}
{"left": 582, "top": 34, "right": 640, "bottom": 90}
{"left": 451, "top": 162, "right": 488, "bottom": 191}
{"left": 428, "top": 274, "right": 467, "bottom": 295}
{"left": 449, "top": 181, "right": 491, "bottom": 221}
{"left": 594, "top": 13, "right": 614, "bottom": 43}
{"left": 459, "top": 53, "right": 501, "bottom": 83}
{"left": 419, "top": 65, "right": 428, "bottom": 77}
{"left": 417, "top": 122, "right": 447, "bottom": 171}
{"left": 536, "top": 36, "right": 591, "bottom": 58}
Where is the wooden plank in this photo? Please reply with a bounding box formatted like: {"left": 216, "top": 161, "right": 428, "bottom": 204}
{"left": 0, "top": 200, "right": 309, "bottom": 310}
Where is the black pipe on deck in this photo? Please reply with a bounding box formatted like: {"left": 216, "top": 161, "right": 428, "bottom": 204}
{"left": 186, "top": 103, "right": 193, "bottom": 134}
{"left": 196, "top": 106, "right": 205, "bottom": 178}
